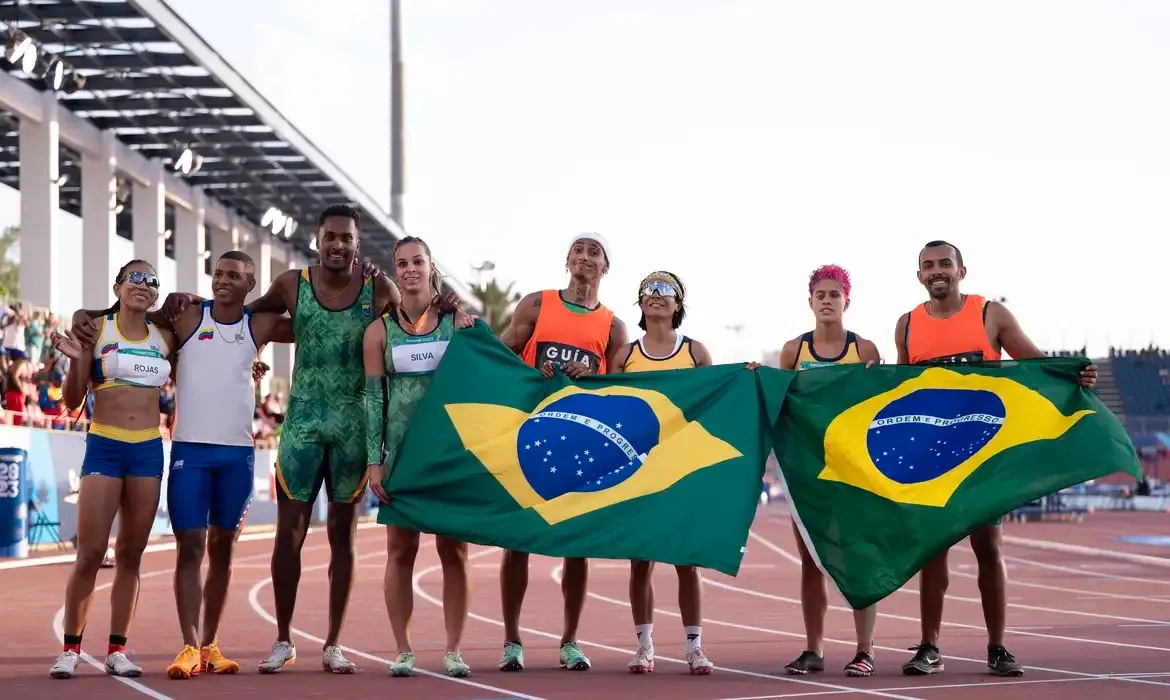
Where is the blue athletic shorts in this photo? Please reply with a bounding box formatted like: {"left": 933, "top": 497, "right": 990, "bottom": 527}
{"left": 80, "top": 431, "right": 165, "bottom": 480}
{"left": 167, "top": 442, "right": 255, "bottom": 533}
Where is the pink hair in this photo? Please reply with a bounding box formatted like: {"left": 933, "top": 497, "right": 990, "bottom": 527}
{"left": 808, "top": 264, "right": 851, "bottom": 297}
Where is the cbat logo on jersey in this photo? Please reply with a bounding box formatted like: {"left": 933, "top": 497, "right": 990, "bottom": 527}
{"left": 445, "top": 386, "right": 741, "bottom": 524}
{"left": 818, "top": 367, "right": 1094, "bottom": 508}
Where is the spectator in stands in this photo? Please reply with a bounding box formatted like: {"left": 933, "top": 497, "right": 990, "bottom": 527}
{"left": 25, "top": 309, "right": 44, "bottom": 366}
{"left": 6, "top": 356, "right": 34, "bottom": 426}
{"left": 2, "top": 301, "right": 28, "bottom": 361}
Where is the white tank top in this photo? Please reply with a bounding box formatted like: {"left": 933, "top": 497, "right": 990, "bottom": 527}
{"left": 91, "top": 313, "right": 171, "bottom": 391}
{"left": 170, "top": 302, "right": 259, "bottom": 447}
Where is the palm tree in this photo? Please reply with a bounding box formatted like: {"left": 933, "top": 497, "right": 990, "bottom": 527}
{"left": 471, "top": 278, "right": 521, "bottom": 333}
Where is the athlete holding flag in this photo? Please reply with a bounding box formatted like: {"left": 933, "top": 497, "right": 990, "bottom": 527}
{"left": 494, "top": 233, "right": 629, "bottom": 672}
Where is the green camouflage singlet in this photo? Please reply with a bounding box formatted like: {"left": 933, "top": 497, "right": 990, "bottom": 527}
{"left": 276, "top": 268, "right": 376, "bottom": 503}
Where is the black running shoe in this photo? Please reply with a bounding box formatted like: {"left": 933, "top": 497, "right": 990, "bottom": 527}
{"left": 844, "top": 651, "right": 875, "bottom": 677}
{"left": 784, "top": 650, "right": 825, "bottom": 675}
{"left": 988, "top": 645, "right": 1024, "bottom": 677}
{"left": 901, "top": 644, "right": 944, "bottom": 675}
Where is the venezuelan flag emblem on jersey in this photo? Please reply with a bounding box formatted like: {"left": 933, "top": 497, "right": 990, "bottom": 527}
{"left": 378, "top": 322, "right": 790, "bottom": 576}
{"left": 775, "top": 358, "right": 1140, "bottom": 610}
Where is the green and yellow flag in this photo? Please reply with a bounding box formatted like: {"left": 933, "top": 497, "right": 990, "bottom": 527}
{"left": 379, "top": 322, "right": 791, "bottom": 576}
{"left": 774, "top": 358, "right": 1141, "bottom": 610}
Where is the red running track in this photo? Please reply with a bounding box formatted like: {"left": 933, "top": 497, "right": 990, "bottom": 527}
{"left": 2, "top": 506, "right": 1169, "bottom": 700}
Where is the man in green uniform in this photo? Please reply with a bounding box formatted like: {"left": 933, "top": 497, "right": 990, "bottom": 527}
{"left": 158, "top": 205, "right": 462, "bottom": 674}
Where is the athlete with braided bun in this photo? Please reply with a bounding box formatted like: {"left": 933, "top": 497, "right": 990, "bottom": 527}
{"left": 607, "top": 271, "right": 717, "bottom": 675}
{"left": 780, "top": 264, "right": 883, "bottom": 678}
{"left": 363, "top": 236, "right": 475, "bottom": 679}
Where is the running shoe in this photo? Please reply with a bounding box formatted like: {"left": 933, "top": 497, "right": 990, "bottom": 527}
{"left": 988, "top": 645, "right": 1024, "bottom": 677}
{"left": 785, "top": 650, "right": 824, "bottom": 674}
{"left": 559, "top": 641, "right": 591, "bottom": 671}
{"left": 166, "top": 645, "right": 201, "bottom": 679}
{"left": 902, "top": 644, "right": 944, "bottom": 675}
{"left": 50, "top": 650, "right": 81, "bottom": 679}
{"left": 628, "top": 646, "right": 654, "bottom": 673}
{"left": 257, "top": 641, "right": 296, "bottom": 674}
{"left": 389, "top": 651, "right": 416, "bottom": 677}
{"left": 687, "top": 647, "right": 714, "bottom": 675}
{"left": 201, "top": 643, "right": 239, "bottom": 674}
{"left": 444, "top": 651, "right": 472, "bottom": 678}
{"left": 106, "top": 650, "right": 142, "bottom": 677}
{"left": 498, "top": 642, "right": 524, "bottom": 672}
{"left": 844, "top": 651, "right": 875, "bottom": 677}
{"left": 322, "top": 645, "right": 356, "bottom": 674}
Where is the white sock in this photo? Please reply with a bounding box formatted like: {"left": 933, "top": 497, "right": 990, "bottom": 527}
{"left": 685, "top": 626, "right": 702, "bottom": 653}
{"left": 635, "top": 624, "right": 654, "bottom": 650}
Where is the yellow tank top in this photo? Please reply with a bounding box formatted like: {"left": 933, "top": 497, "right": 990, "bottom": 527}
{"left": 623, "top": 335, "right": 697, "bottom": 373}
{"left": 791, "top": 331, "right": 861, "bottom": 370}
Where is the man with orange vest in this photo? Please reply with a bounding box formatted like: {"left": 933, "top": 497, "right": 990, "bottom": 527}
{"left": 894, "top": 240, "right": 1097, "bottom": 679}
{"left": 493, "top": 233, "right": 629, "bottom": 673}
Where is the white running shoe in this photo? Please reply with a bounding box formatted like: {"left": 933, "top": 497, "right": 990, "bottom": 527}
{"left": 257, "top": 641, "right": 296, "bottom": 674}
{"left": 50, "top": 650, "right": 81, "bottom": 679}
{"left": 322, "top": 645, "right": 356, "bottom": 674}
{"left": 444, "top": 651, "right": 471, "bottom": 678}
{"left": 687, "top": 647, "right": 714, "bottom": 675}
{"left": 628, "top": 646, "right": 654, "bottom": 673}
{"left": 105, "top": 650, "right": 142, "bottom": 677}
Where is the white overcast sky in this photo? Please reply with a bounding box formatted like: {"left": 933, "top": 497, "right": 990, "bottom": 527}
{"left": 8, "top": 1, "right": 1168, "bottom": 363}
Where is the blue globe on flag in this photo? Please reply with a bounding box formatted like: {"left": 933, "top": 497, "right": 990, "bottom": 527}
{"left": 516, "top": 392, "right": 660, "bottom": 500}
{"left": 866, "top": 388, "right": 1006, "bottom": 484}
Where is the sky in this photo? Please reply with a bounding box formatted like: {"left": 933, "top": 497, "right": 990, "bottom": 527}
{"left": 5, "top": 0, "right": 1170, "bottom": 362}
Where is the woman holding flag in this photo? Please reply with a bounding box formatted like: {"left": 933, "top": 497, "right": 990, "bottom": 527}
{"left": 608, "top": 270, "right": 717, "bottom": 675}
{"left": 779, "top": 264, "right": 882, "bottom": 678}
{"left": 363, "top": 236, "right": 475, "bottom": 679}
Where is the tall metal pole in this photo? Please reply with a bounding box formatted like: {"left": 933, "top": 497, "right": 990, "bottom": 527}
{"left": 389, "top": 0, "right": 405, "bottom": 226}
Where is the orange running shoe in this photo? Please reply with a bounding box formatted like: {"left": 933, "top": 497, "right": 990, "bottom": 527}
{"left": 166, "top": 645, "right": 202, "bottom": 680}
{"left": 201, "top": 643, "right": 240, "bottom": 674}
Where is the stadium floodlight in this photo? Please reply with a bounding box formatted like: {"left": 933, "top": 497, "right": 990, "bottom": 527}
{"left": 8, "top": 36, "right": 37, "bottom": 74}
{"left": 282, "top": 218, "right": 297, "bottom": 238}
{"left": 46, "top": 57, "right": 64, "bottom": 90}
{"left": 173, "top": 148, "right": 195, "bottom": 175}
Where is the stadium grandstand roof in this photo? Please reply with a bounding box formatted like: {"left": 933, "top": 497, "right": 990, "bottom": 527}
{"left": 0, "top": 0, "right": 477, "bottom": 304}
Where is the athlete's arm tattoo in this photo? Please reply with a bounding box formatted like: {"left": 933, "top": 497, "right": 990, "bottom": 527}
{"left": 602, "top": 316, "right": 630, "bottom": 374}
{"left": 499, "top": 292, "right": 541, "bottom": 355}
{"left": 362, "top": 320, "right": 388, "bottom": 466}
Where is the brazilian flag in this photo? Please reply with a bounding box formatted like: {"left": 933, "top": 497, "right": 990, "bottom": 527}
{"left": 775, "top": 357, "right": 1141, "bottom": 610}
{"left": 379, "top": 322, "right": 792, "bottom": 575}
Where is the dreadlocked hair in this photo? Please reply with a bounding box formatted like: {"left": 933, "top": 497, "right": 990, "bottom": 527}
{"left": 637, "top": 270, "right": 687, "bottom": 331}
{"left": 103, "top": 259, "right": 153, "bottom": 315}
{"left": 394, "top": 236, "right": 443, "bottom": 297}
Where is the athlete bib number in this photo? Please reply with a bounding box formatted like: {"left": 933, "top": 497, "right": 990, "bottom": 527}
{"left": 391, "top": 337, "right": 449, "bottom": 376}
{"left": 535, "top": 342, "right": 600, "bottom": 373}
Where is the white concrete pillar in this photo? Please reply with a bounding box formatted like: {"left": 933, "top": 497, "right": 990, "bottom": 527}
{"left": 208, "top": 224, "right": 239, "bottom": 271}
{"left": 270, "top": 255, "right": 294, "bottom": 395}
{"left": 248, "top": 235, "right": 274, "bottom": 397}
{"left": 80, "top": 131, "right": 120, "bottom": 310}
{"left": 131, "top": 161, "right": 166, "bottom": 285}
{"left": 18, "top": 91, "right": 60, "bottom": 311}
{"left": 174, "top": 192, "right": 206, "bottom": 296}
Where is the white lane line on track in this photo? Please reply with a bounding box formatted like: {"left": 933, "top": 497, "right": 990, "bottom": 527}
{"left": 46, "top": 546, "right": 284, "bottom": 700}
{"left": 746, "top": 531, "right": 1170, "bottom": 641}
{"left": 1001, "top": 554, "right": 1170, "bottom": 585}
{"left": 528, "top": 562, "right": 927, "bottom": 700}
{"left": 1001, "top": 535, "right": 1170, "bottom": 569}
{"left": 246, "top": 541, "right": 548, "bottom": 700}
{"left": 709, "top": 674, "right": 1118, "bottom": 700}
{"left": 738, "top": 529, "right": 1170, "bottom": 689}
